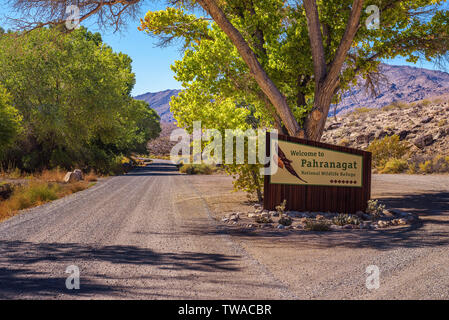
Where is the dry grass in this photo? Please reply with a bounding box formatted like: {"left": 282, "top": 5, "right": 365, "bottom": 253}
{"left": 0, "top": 167, "right": 100, "bottom": 222}
{"left": 37, "top": 168, "right": 66, "bottom": 182}
{"left": 0, "top": 180, "right": 94, "bottom": 222}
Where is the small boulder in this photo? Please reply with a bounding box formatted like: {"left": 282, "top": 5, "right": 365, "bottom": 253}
{"left": 64, "top": 169, "right": 84, "bottom": 183}
{"left": 0, "top": 183, "right": 13, "bottom": 200}
{"left": 327, "top": 122, "right": 342, "bottom": 130}
{"left": 421, "top": 116, "right": 433, "bottom": 124}
{"left": 414, "top": 134, "right": 434, "bottom": 149}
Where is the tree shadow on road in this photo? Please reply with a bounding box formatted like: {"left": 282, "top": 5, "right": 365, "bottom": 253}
{"left": 0, "top": 240, "right": 242, "bottom": 298}
{"left": 123, "top": 163, "right": 181, "bottom": 177}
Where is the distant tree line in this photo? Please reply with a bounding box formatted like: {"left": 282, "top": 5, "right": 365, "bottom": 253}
{"left": 0, "top": 26, "right": 161, "bottom": 173}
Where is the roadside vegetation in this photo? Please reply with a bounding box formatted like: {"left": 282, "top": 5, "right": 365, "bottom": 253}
{"left": 0, "top": 168, "right": 99, "bottom": 222}
{"left": 0, "top": 26, "right": 161, "bottom": 220}
{"left": 367, "top": 135, "right": 449, "bottom": 174}
{"left": 179, "top": 163, "right": 218, "bottom": 175}
{"left": 0, "top": 26, "right": 161, "bottom": 175}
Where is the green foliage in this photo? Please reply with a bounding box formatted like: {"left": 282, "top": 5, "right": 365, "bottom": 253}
{"left": 255, "top": 215, "right": 273, "bottom": 224}
{"left": 0, "top": 86, "right": 22, "bottom": 157}
{"left": 0, "top": 27, "right": 160, "bottom": 172}
{"left": 139, "top": 0, "right": 449, "bottom": 197}
{"left": 333, "top": 214, "right": 361, "bottom": 226}
{"left": 366, "top": 135, "right": 410, "bottom": 169}
{"left": 380, "top": 158, "right": 409, "bottom": 174}
{"left": 366, "top": 200, "right": 385, "bottom": 219}
{"left": 14, "top": 183, "right": 60, "bottom": 210}
{"left": 304, "top": 219, "right": 331, "bottom": 232}
{"left": 382, "top": 101, "right": 411, "bottom": 111}
{"left": 179, "top": 163, "right": 216, "bottom": 175}
{"left": 352, "top": 107, "right": 373, "bottom": 115}
{"left": 275, "top": 199, "right": 287, "bottom": 216}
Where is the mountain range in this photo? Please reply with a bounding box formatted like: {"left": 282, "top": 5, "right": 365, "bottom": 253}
{"left": 135, "top": 64, "right": 449, "bottom": 123}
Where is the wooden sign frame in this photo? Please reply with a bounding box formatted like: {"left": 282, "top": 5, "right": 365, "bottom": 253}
{"left": 264, "top": 133, "right": 372, "bottom": 213}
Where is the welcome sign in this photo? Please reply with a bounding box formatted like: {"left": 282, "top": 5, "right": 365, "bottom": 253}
{"left": 264, "top": 134, "right": 372, "bottom": 213}
{"left": 271, "top": 140, "right": 363, "bottom": 187}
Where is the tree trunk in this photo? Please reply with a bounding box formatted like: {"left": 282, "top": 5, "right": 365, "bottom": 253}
{"left": 303, "top": 0, "right": 364, "bottom": 141}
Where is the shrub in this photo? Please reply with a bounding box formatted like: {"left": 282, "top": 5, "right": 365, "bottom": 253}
{"left": 366, "top": 135, "right": 409, "bottom": 169}
{"left": 0, "top": 180, "right": 91, "bottom": 221}
{"left": 179, "top": 163, "right": 216, "bottom": 175}
{"left": 382, "top": 101, "right": 410, "bottom": 111}
{"left": 352, "top": 107, "right": 373, "bottom": 115}
{"left": 366, "top": 199, "right": 385, "bottom": 219}
{"left": 438, "top": 119, "right": 448, "bottom": 127}
{"left": 275, "top": 199, "right": 287, "bottom": 216}
{"left": 419, "top": 160, "right": 433, "bottom": 174}
{"left": 304, "top": 219, "right": 331, "bottom": 231}
{"left": 338, "top": 139, "right": 350, "bottom": 147}
{"left": 332, "top": 214, "right": 361, "bottom": 226}
{"left": 380, "top": 158, "right": 408, "bottom": 174}
{"left": 408, "top": 155, "right": 449, "bottom": 174}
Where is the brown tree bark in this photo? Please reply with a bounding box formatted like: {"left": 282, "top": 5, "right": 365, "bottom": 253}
{"left": 303, "top": 0, "right": 364, "bottom": 141}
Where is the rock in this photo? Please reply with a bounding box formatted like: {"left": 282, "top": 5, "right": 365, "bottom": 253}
{"left": 414, "top": 134, "right": 434, "bottom": 148}
{"left": 269, "top": 210, "right": 279, "bottom": 217}
{"left": 221, "top": 217, "right": 229, "bottom": 223}
{"left": 229, "top": 213, "right": 240, "bottom": 221}
{"left": 376, "top": 130, "right": 388, "bottom": 139}
{"left": 261, "top": 211, "right": 271, "bottom": 218}
{"left": 421, "top": 116, "right": 433, "bottom": 124}
{"left": 64, "top": 169, "right": 84, "bottom": 183}
{"left": 330, "top": 225, "right": 343, "bottom": 230}
{"left": 377, "top": 220, "right": 390, "bottom": 228}
{"left": 366, "top": 132, "right": 376, "bottom": 143}
{"left": 360, "top": 222, "right": 371, "bottom": 229}
{"left": 277, "top": 224, "right": 286, "bottom": 229}
{"left": 435, "top": 128, "right": 448, "bottom": 140}
{"left": 248, "top": 213, "right": 259, "bottom": 218}
{"left": 73, "top": 169, "right": 83, "bottom": 180}
{"left": 316, "top": 214, "right": 325, "bottom": 221}
{"left": 0, "top": 183, "right": 13, "bottom": 200}
{"left": 327, "top": 122, "right": 342, "bottom": 130}
{"left": 356, "top": 134, "right": 367, "bottom": 144}
{"left": 279, "top": 216, "right": 293, "bottom": 226}
{"left": 398, "top": 130, "right": 410, "bottom": 140}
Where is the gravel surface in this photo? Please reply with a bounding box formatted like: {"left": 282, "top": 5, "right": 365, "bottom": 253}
{"left": 0, "top": 161, "right": 448, "bottom": 299}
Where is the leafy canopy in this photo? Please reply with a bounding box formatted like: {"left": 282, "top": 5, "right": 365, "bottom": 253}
{"left": 0, "top": 26, "right": 161, "bottom": 172}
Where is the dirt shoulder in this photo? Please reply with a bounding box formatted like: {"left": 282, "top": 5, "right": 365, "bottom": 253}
{"left": 188, "top": 173, "right": 449, "bottom": 299}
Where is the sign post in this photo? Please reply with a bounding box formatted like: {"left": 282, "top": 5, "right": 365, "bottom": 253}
{"left": 264, "top": 133, "right": 372, "bottom": 213}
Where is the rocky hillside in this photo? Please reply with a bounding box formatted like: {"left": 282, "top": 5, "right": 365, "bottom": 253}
{"left": 146, "top": 122, "right": 179, "bottom": 156}
{"left": 135, "top": 65, "right": 449, "bottom": 122}
{"left": 334, "top": 64, "right": 449, "bottom": 114}
{"left": 134, "top": 89, "right": 180, "bottom": 123}
{"left": 322, "top": 96, "right": 449, "bottom": 158}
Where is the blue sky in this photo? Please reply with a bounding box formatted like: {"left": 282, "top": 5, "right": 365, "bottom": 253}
{"left": 0, "top": 1, "right": 447, "bottom": 96}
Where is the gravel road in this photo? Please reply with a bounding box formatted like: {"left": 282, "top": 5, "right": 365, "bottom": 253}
{"left": 0, "top": 160, "right": 448, "bottom": 299}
